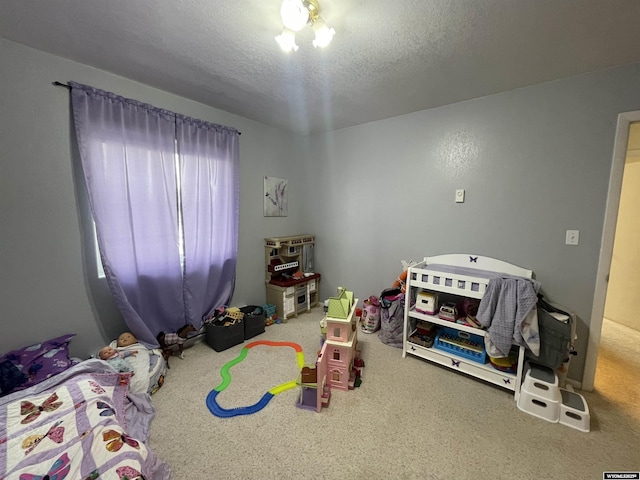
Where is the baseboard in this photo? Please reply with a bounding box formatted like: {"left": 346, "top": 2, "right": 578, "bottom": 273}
{"left": 184, "top": 331, "right": 205, "bottom": 349}
{"left": 566, "top": 378, "right": 582, "bottom": 390}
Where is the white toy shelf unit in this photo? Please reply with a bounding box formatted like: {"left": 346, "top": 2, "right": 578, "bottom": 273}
{"left": 402, "top": 254, "right": 534, "bottom": 400}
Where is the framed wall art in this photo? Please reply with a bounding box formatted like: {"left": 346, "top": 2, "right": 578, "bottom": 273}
{"left": 264, "top": 176, "right": 288, "bottom": 217}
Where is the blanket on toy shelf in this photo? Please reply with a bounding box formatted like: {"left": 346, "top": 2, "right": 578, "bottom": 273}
{"left": 477, "top": 276, "right": 541, "bottom": 357}
{"left": 0, "top": 359, "right": 170, "bottom": 480}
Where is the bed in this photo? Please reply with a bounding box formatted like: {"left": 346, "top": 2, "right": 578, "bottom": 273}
{"left": 0, "top": 336, "right": 171, "bottom": 479}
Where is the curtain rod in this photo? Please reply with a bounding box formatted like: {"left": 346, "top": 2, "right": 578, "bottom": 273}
{"left": 52, "top": 81, "right": 241, "bottom": 135}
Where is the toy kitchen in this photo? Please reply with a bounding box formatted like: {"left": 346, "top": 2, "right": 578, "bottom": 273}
{"left": 264, "top": 235, "right": 321, "bottom": 321}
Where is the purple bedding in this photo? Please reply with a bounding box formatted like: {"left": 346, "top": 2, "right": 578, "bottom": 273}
{"left": 0, "top": 359, "right": 171, "bottom": 479}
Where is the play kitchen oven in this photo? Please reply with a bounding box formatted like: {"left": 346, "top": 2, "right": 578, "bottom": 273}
{"left": 264, "top": 235, "right": 321, "bottom": 321}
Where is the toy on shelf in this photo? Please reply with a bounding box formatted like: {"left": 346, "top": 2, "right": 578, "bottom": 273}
{"left": 488, "top": 348, "right": 518, "bottom": 373}
{"left": 156, "top": 324, "right": 196, "bottom": 368}
{"left": 438, "top": 302, "right": 458, "bottom": 322}
{"left": 408, "top": 320, "right": 437, "bottom": 348}
{"left": 457, "top": 298, "right": 482, "bottom": 328}
{"left": 415, "top": 291, "right": 438, "bottom": 315}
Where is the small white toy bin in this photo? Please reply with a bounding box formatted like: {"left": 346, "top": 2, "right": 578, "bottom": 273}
{"left": 559, "top": 389, "right": 590, "bottom": 432}
{"left": 521, "top": 363, "right": 561, "bottom": 403}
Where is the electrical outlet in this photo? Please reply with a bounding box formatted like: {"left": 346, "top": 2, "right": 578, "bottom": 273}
{"left": 565, "top": 230, "right": 579, "bottom": 245}
{"left": 455, "top": 189, "right": 465, "bottom": 203}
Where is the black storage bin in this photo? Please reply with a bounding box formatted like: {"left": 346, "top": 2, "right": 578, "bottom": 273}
{"left": 240, "top": 305, "right": 265, "bottom": 340}
{"left": 206, "top": 320, "right": 244, "bottom": 352}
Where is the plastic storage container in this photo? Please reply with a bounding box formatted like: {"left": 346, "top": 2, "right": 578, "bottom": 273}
{"left": 433, "top": 327, "right": 486, "bottom": 364}
{"left": 240, "top": 305, "right": 266, "bottom": 340}
{"left": 206, "top": 320, "right": 244, "bottom": 352}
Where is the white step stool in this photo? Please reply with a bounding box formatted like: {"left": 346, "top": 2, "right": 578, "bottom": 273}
{"left": 521, "top": 363, "right": 561, "bottom": 402}
{"left": 518, "top": 384, "right": 561, "bottom": 423}
{"left": 559, "top": 388, "right": 590, "bottom": 432}
{"left": 517, "top": 364, "right": 561, "bottom": 423}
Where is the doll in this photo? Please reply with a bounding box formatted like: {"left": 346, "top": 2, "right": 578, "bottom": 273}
{"left": 98, "top": 345, "right": 137, "bottom": 373}
{"left": 116, "top": 332, "right": 137, "bottom": 348}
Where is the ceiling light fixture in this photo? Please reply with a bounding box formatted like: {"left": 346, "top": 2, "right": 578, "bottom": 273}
{"left": 276, "top": 0, "right": 335, "bottom": 53}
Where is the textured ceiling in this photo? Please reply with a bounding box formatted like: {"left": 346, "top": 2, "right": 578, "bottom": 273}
{"left": 2, "top": 0, "right": 640, "bottom": 135}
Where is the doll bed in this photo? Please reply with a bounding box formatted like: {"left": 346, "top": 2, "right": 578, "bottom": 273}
{"left": 0, "top": 358, "right": 171, "bottom": 479}
{"left": 108, "top": 340, "right": 167, "bottom": 396}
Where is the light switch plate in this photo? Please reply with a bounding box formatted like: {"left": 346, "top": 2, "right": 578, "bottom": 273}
{"left": 565, "top": 230, "right": 579, "bottom": 245}
{"left": 455, "top": 189, "right": 465, "bottom": 203}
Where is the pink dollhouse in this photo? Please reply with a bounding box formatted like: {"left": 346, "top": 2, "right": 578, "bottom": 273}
{"left": 321, "top": 296, "right": 359, "bottom": 391}
{"left": 296, "top": 290, "right": 363, "bottom": 412}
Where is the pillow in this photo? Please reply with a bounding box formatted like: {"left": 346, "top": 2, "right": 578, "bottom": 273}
{"left": 0, "top": 333, "right": 75, "bottom": 395}
{"left": 0, "top": 360, "right": 27, "bottom": 394}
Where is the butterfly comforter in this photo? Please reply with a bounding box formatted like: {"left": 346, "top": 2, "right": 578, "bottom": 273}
{"left": 0, "top": 358, "right": 171, "bottom": 479}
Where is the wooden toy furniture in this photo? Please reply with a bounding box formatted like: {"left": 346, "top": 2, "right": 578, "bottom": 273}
{"left": 264, "top": 235, "right": 321, "bottom": 320}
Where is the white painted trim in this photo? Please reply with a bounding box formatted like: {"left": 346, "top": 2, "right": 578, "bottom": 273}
{"left": 582, "top": 110, "right": 640, "bottom": 391}
{"left": 566, "top": 378, "right": 582, "bottom": 390}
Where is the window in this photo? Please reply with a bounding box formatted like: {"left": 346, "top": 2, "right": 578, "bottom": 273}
{"left": 92, "top": 146, "right": 185, "bottom": 279}
{"left": 70, "top": 81, "right": 239, "bottom": 338}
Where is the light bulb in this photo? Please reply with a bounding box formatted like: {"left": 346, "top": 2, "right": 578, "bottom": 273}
{"left": 280, "top": 0, "right": 309, "bottom": 32}
{"left": 312, "top": 18, "right": 335, "bottom": 48}
{"left": 275, "top": 28, "right": 299, "bottom": 52}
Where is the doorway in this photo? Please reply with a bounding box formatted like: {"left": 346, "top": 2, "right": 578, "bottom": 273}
{"left": 583, "top": 111, "right": 640, "bottom": 392}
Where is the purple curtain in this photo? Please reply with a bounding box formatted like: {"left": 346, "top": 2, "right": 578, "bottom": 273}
{"left": 70, "top": 82, "right": 239, "bottom": 345}
{"left": 177, "top": 117, "right": 240, "bottom": 325}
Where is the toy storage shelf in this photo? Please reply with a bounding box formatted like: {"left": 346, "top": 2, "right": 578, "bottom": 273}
{"left": 402, "top": 254, "right": 533, "bottom": 401}
{"left": 405, "top": 341, "right": 518, "bottom": 390}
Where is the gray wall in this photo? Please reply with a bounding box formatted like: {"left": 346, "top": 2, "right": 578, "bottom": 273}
{"left": 0, "top": 39, "right": 307, "bottom": 359}
{"left": 3, "top": 37, "right": 640, "bottom": 382}
{"left": 304, "top": 63, "right": 640, "bottom": 381}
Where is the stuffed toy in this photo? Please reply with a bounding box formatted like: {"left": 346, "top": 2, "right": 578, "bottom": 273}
{"left": 156, "top": 324, "right": 196, "bottom": 368}
{"left": 392, "top": 260, "right": 417, "bottom": 293}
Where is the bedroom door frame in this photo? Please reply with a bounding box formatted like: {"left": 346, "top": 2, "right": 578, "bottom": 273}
{"left": 582, "top": 110, "right": 640, "bottom": 391}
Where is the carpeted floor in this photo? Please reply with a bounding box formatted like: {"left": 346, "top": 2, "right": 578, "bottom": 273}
{"left": 148, "top": 307, "right": 639, "bottom": 480}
